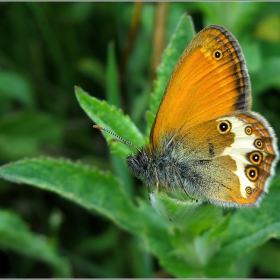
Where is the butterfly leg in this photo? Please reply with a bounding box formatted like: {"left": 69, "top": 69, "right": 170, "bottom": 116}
{"left": 154, "top": 167, "right": 160, "bottom": 192}
{"left": 173, "top": 164, "right": 198, "bottom": 202}
{"left": 147, "top": 168, "right": 160, "bottom": 202}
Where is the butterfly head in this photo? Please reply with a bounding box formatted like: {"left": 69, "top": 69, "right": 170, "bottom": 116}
{"left": 93, "top": 124, "right": 151, "bottom": 180}
{"left": 126, "top": 150, "right": 149, "bottom": 179}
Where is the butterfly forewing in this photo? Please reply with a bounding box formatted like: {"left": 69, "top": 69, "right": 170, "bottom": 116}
{"left": 150, "top": 25, "right": 251, "bottom": 147}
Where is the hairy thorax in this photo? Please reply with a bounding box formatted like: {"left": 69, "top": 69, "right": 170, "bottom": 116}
{"left": 126, "top": 134, "right": 188, "bottom": 190}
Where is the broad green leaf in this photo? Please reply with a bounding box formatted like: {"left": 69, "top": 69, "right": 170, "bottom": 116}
{"left": 150, "top": 14, "right": 195, "bottom": 119}
{"left": 0, "top": 157, "right": 185, "bottom": 276}
{"left": 75, "top": 86, "right": 144, "bottom": 159}
{"left": 0, "top": 156, "right": 206, "bottom": 277}
{"left": 0, "top": 209, "right": 70, "bottom": 277}
{"left": 0, "top": 157, "right": 141, "bottom": 233}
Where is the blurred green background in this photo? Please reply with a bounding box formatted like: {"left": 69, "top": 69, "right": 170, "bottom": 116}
{"left": 0, "top": 2, "right": 280, "bottom": 277}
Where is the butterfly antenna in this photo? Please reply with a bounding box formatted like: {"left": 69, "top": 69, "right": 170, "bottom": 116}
{"left": 93, "top": 125, "right": 141, "bottom": 152}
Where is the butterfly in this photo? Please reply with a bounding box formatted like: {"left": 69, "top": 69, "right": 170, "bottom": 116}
{"left": 94, "top": 25, "right": 279, "bottom": 207}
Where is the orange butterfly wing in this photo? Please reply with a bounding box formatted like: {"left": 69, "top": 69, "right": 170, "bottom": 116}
{"left": 124, "top": 24, "right": 278, "bottom": 207}
{"left": 150, "top": 25, "right": 251, "bottom": 147}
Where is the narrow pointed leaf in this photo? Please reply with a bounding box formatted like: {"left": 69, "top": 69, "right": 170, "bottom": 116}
{"left": 75, "top": 86, "right": 144, "bottom": 159}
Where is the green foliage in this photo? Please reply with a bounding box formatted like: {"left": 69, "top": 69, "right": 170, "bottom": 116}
{"left": 0, "top": 112, "right": 62, "bottom": 161}
{"left": 75, "top": 86, "right": 144, "bottom": 159}
{"left": 0, "top": 210, "right": 70, "bottom": 277}
{"left": 0, "top": 71, "right": 35, "bottom": 107}
{"left": 0, "top": 2, "right": 280, "bottom": 278}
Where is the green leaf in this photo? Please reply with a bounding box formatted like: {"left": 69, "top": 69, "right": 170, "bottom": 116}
{"left": 0, "top": 157, "right": 141, "bottom": 233}
{"left": 0, "top": 157, "right": 183, "bottom": 276}
{"left": 150, "top": 14, "right": 195, "bottom": 121}
{"left": 206, "top": 179, "right": 280, "bottom": 277}
{"left": 0, "top": 156, "right": 202, "bottom": 277}
{"left": 0, "top": 71, "right": 35, "bottom": 107}
{"left": 150, "top": 191, "right": 222, "bottom": 236}
{"left": 149, "top": 191, "right": 229, "bottom": 277}
{"left": 105, "top": 42, "right": 121, "bottom": 108}
{"left": 134, "top": 198, "right": 193, "bottom": 277}
{"left": 0, "top": 111, "right": 62, "bottom": 161}
{"left": 0, "top": 209, "right": 71, "bottom": 277}
{"left": 75, "top": 86, "right": 144, "bottom": 159}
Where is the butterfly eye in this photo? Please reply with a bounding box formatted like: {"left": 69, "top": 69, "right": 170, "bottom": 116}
{"left": 254, "top": 138, "right": 263, "bottom": 149}
{"left": 245, "top": 166, "right": 259, "bottom": 181}
{"left": 248, "top": 151, "right": 262, "bottom": 165}
{"left": 139, "top": 154, "right": 148, "bottom": 167}
{"left": 245, "top": 126, "right": 252, "bottom": 135}
{"left": 213, "top": 49, "right": 223, "bottom": 60}
{"left": 217, "top": 120, "right": 231, "bottom": 134}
